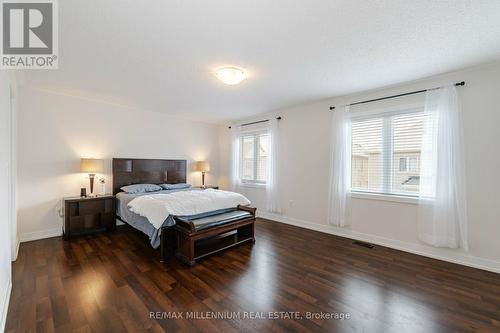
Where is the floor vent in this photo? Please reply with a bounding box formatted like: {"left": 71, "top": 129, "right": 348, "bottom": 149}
{"left": 353, "top": 240, "right": 375, "bottom": 249}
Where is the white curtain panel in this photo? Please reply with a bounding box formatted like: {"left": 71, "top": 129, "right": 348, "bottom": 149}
{"left": 266, "top": 118, "right": 281, "bottom": 214}
{"left": 418, "top": 84, "right": 469, "bottom": 250}
{"left": 328, "top": 106, "right": 352, "bottom": 227}
{"left": 229, "top": 127, "right": 241, "bottom": 192}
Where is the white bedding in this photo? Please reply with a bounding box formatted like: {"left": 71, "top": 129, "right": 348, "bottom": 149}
{"left": 127, "top": 189, "right": 251, "bottom": 229}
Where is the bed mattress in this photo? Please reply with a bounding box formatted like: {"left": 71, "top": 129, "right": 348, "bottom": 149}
{"left": 115, "top": 188, "right": 236, "bottom": 248}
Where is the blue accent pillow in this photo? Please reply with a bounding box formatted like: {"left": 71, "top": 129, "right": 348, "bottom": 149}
{"left": 120, "top": 184, "right": 163, "bottom": 194}
{"left": 160, "top": 183, "right": 192, "bottom": 190}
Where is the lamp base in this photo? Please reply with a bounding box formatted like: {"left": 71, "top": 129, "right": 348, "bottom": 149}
{"left": 89, "top": 173, "right": 95, "bottom": 195}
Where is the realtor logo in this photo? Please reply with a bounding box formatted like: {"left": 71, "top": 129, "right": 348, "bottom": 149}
{"left": 1, "top": 0, "right": 58, "bottom": 69}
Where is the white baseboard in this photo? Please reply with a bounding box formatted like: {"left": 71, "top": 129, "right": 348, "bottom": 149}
{"left": 257, "top": 211, "right": 500, "bottom": 274}
{"left": 20, "top": 220, "right": 126, "bottom": 243}
{"left": 0, "top": 280, "right": 12, "bottom": 333}
{"left": 19, "top": 227, "right": 62, "bottom": 243}
{"left": 20, "top": 221, "right": 125, "bottom": 243}
{"left": 13, "top": 239, "right": 19, "bottom": 261}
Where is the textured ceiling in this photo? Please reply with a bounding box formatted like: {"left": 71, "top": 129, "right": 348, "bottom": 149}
{"left": 22, "top": 0, "right": 500, "bottom": 122}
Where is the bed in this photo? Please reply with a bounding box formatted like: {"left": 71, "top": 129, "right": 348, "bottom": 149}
{"left": 113, "top": 158, "right": 255, "bottom": 262}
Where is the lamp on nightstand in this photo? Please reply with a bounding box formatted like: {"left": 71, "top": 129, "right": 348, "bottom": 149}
{"left": 80, "top": 158, "right": 104, "bottom": 196}
{"left": 196, "top": 161, "right": 210, "bottom": 188}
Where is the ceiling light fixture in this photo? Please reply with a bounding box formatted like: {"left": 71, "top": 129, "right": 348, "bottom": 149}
{"left": 215, "top": 66, "right": 246, "bottom": 85}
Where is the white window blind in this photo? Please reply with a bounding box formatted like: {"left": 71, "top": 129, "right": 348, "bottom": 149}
{"left": 240, "top": 132, "right": 269, "bottom": 184}
{"left": 351, "top": 108, "right": 427, "bottom": 196}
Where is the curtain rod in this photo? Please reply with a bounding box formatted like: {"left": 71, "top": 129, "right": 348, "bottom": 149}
{"left": 329, "top": 81, "right": 465, "bottom": 110}
{"left": 228, "top": 116, "right": 282, "bottom": 129}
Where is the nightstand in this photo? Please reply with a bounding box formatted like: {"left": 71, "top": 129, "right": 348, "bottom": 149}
{"left": 63, "top": 195, "right": 116, "bottom": 240}
{"left": 194, "top": 185, "right": 219, "bottom": 190}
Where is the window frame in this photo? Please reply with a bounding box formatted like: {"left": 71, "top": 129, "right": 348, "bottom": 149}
{"left": 239, "top": 130, "right": 269, "bottom": 186}
{"left": 350, "top": 106, "right": 424, "bottom": 200}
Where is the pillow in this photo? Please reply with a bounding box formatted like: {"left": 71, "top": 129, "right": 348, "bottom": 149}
{"left": 120, "top": 184, "right": 162, "bottom": 194}
{"left": 160, "top": 183, "right": 192, "bottom": 190}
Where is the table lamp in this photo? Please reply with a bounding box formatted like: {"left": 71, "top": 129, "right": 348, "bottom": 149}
{"left": 196, "top": 161, "right": 210, "bottom": 188}
{"left": 80, "top": 158, "right": 104, "bottom": 196}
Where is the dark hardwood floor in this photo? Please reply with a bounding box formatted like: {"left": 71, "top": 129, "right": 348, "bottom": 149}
{"left": 6, "top": 219, "right": 500, "bottom": 333}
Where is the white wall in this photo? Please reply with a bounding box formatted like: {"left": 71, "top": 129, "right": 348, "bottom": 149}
{"left": 219, "top": 60, "right": 500, "bottom": 273}
{"left": 17, "top": 87, "right": 221, "bottom": 241}
{"left": 0, "top": 72, "right": 15, "bottom": 333}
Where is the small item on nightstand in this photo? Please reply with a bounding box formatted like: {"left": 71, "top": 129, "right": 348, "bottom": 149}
{"left": 99, "top": 178, "right": 106, "bottom": 195}
{"left": 80, "top": 188, "right": 87, "bottom": 197}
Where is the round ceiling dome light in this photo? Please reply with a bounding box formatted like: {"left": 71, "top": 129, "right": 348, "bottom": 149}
{"left": 215, "top": 66, "right": 246, "bottom": 85}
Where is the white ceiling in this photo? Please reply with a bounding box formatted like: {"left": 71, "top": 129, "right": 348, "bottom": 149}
{"left": 23, "top": 0, "right": 500, "bottom": 123}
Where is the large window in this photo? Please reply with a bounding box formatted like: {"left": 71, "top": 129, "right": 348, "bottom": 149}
{"left": 351, "top": 108, "right": 427, "bottom": 196}
{"left": 240, "top": 132, "right": 269, "bottom": 184}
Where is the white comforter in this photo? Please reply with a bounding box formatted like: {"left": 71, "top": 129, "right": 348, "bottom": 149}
{"left": 127, "top": 189, "right": 251, "bottom": 229}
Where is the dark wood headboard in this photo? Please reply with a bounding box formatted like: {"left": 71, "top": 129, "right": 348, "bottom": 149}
{"left": 112, "top": 158, "right": 187, "bottom": 195}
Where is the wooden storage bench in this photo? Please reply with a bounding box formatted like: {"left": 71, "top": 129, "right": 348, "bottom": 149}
{"left": 172, "top": 205, "right": 256, "bottom": 266}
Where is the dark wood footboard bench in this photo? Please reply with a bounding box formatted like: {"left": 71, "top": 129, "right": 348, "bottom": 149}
{"left": 171, "top": 205, "right": 256, "bottom": 266}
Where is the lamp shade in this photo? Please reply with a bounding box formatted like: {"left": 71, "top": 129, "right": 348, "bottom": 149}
{"left": 196, "top": 161, "right": 210, "bottom": 173}
{"left": 80, "top": 158, "right": 104, "bottom": 173}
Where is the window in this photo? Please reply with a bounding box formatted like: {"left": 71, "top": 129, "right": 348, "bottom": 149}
{"left": 351, "top": 108, "right": 427, "bottom": 196}
{"left": 399, "top": 157, "right": 419, "bottom": 172}
{"left": 240, "top": 132, "right": 269, "bottom": 184}
{"left": 409, "top": 157, "right": 418, "bottom": 172}
{"left": 399, "top": 157, "right": 407, "bottom": 171}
